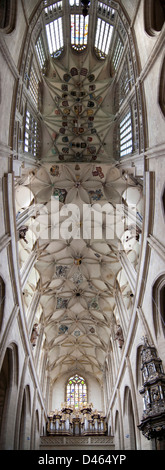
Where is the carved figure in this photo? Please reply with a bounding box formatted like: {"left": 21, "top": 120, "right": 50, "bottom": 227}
{"left": 19, "top": 225, "right": 28, "bottom": 244}
{"left": 30, "top": 323, "right": 39, "bottom": 347}
{"left": 114, "top": 325, "right": 124, "bottom": 349}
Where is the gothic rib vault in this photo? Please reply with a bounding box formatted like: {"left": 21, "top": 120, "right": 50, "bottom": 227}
{"left": 1, "top": 0, "right": 165, "bottom": 452}
{"left": 15, "top": 47, "right": 143, "bottom": 386}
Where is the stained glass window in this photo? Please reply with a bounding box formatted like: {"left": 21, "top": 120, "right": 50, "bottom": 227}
{"left": 66, "top": 374, "right": 87, "bottom": 409}
{"left": 71, "top": 14, "right": 89, "bottom": 51}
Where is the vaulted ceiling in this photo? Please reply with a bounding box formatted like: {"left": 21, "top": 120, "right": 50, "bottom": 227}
{"left": 15, "top": 0, "right": 143, "bottom": 386}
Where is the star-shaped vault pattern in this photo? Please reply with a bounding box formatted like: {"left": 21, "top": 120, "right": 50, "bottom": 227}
{"left": 42, "top": 54, "right": 115, "bottom": 163}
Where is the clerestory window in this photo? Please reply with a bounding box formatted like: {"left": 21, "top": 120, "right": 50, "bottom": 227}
{"left": 35, "top": 35, "right": 46, "bottom": 69}
{"left": 119, "top": 59, "right": 130, "bottom": 106}
{"left": 66, "top": 374, "right": 87, "bottom": 409}
{"left": 28, "top": 67, "right": 39, "bottom": 108}
{"left": 24, "top": 110, "right": 39, "bottom": 157}
{"left": 71, "top": 14, "right": 89, "bottom": 51}
{"left": 44, "top": 1, "right": 62, "bottom": 16}
{"left": 69, "top": 0, "right": 80, "bottom": 5}
{"left": 112, "top": 35, "right": 124, "bottom": 71}
{"left": 97, "top": 1, "right": 115, "bottom": 21}
{"left": 45, "top": 17, "right": 64, "bottom": 57}
{"left": 94, "top": 17, "right": 113, "bottom": 59}
{"left": 120, "top": 111, "right": 133, "bottom": 157}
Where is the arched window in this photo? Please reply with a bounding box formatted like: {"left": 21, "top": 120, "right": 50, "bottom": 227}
{"left": 66, "top": 374, "right": 87, "bottom": 409}
{"left": 119, "top": 110, "right": 133, "bottom": 157}
{"left": 94, "top": 3, "right": 115, "bottom": 60}
{"left": 0, "top": 276, "right": 5, "bottom": 330}
{"left": 123, "top": 386, "right": 137, "bottom": 449}
{"left": 19, "top": 385, "right": 31, "bottom": 449}
{"left": 162, "top": 185, "right": 165, "bottom": 218}
{"left": 24, "top": 109, "right": 40, "bottom": 157}
{"left": 0, "top": 344, "right": 18, "bottom": 449}
{"left": 152, "top": 274, "right": 165, "bottom": 338}
{"left": 0, "top": 0, "right": 16, "bottom": 33}
{"left": 144, "top": 0, "right": 165, "bottom": 36}
{"left": 45, "top": 17, "right": 64, "bottom": 57}
{"left": 159, "top": 57, "right": 165, "bottom": 117}
{"left": 35, "top": 34, "right": 46, "bottom": 70}
{"left": 94, "top": 17, "right": 113, "bottom": 59}
{"left": 112, "top": 34, "right": 124, "bottom": 72}
{"left": 71, "top": 14, "right": 89, "bottom": 51}
{"left": 28, "top": 66, "right": 39, "bottom": 109}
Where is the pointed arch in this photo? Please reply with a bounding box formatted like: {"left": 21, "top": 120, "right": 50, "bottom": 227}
{"left": 114, "top": 410, "right": 121, "bottom": 449}
{"left": 0, "top": 0, "right": 16, "bottom": 33}
{"left": 33, "top": 409, "right": 40, "bottom": 450}
{"left": 0, "top": 276, "right": 5, "bottom": 330}
{"left": 0, "top": 343, "right": 19, "bottom": 449}
{"left": 152, "top": 274, "right": 165, "bottom": 339}
{"left": 66, "top": 374, "right": 87, "bottom": 409}
{"left": 123, "top": 386, "right": 137, "bottom": 450}
{"left": 18, "top": 385, "right": 31, "bottom": 450}
{"left": 159, "top": 56, "right": 165, "bottom": 117}
{"left": 144, "top": 0, "right": 165, "bottom": 36}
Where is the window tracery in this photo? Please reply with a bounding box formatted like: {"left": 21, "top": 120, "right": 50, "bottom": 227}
{"left": 35, "top": 35, "right": 46, "bottom": 70}
{"left": 119, "top": 110, "right": 133, "bottom": 157}
{"left": 66, "top": 374, "right": 87, "bottom": 409}
{"left": 71, "top": 14, "right": 89, "bottom": 51}
{"left": 44, "top": 1, "right": 62, "bottom": 16}
{"left": 45, "top": 17, "right": 64, "bottom": 56}
{"left": 97, "top": 2, "right": 115, "bottom": 21}
{"left": 112, "top": 35, "right": 124, "bottom": 72}
{"left": 94, "top": 17, "right": 114, "bottom": 59}
{"left": 28, "top": 67, "right": 39, "bottom": 108}
{"left": 119, "top": 59, "right": 130, "bottom": 106}
{"left": 24, "top": 109, "right": 39, "bottom": 157}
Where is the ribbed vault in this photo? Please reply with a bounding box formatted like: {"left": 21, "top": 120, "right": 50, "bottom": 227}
{"left": 14, "top": 0, "right": 144, "bottom": 388}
